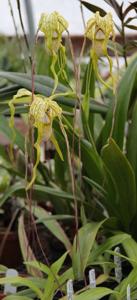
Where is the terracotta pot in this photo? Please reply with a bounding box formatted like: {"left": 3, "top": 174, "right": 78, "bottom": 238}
{"left": 0, "top": 294, "right": 5, "bottom": 299}
{"left": 0, "top": 230, "right": 22, "bottom": 268}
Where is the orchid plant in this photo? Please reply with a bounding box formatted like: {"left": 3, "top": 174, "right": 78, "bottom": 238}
{"left": 8, "top": 9, "right": 116, "bottom": 190}
{"left": 1, "top": 0, "right": 137, "bottom": 299}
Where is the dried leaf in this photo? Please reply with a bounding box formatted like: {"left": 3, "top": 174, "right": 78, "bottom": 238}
{"left": 18, "top": 214, "right": 43, "bottom": 277}
{"left": 81, "top": 1, "right": 106, "bottom": 16}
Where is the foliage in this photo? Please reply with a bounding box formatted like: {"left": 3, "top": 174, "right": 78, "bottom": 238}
{"left": 0, "top": 0, "right": 137, "bottom": 299}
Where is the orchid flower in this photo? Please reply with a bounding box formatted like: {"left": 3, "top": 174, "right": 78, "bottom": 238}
{"left": 85, "top": 12, "right": 115, "bottom": 90}
{"left": 8, "top": 89, "right": 63, "bottom": 190}
{"left": 39, "top": 11, "right": 68, "bottom": 93}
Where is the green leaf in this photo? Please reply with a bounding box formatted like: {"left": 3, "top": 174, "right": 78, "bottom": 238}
{"left": 106, "top": 249, "right": 137, "bottom": 266}
{"left": 97, "top": 51, "right": 137, "bottom": 152}
{"left": 88, "top": 232, "right": 130, "bottom": 264}
{"left": 51, "top": 251, "right": 68, "bottom": 274}
{"left": 81, "top": 59, "right": 96, "bottom": 146}
{"left": 13, "top": 72, "right": 68, "bottom": 92}
{"left": 81, "top": 109, "right": 97, "bottom": 152}
{"left": 0, "top": 264, "right": 7, "bottom": 273}
{"left": 26, "top": 205, "right": 72, "bottom": 254}
{"left": 112, "top": 55, "right": 137, "bottom": 149}
{"left": 36, "top": 214, "right": 74, "bottom": 222}
{"left": 0, "top": 71, "right": 108, "bottom": 115}
{"left": 64, "top": 117, "right": 104, "bottom": 185}
{"left": 82, "top": 59, "right": 95, "bottom": 120}
{"left": 0, "top": 277, "right": 43, "bottom": 299}
{"left": 127, "top": 101, "right": 137, "bottom": 187}
{"left": 81, "top": 1, "right": 106, "bottom": 16}
{"left": 43, "top": 252, "right": 69, "bottom": 300}
{"left": 109, "top": 267, "right": 137, "bottom": 299}
{"left": 25, "top": 252, "right": 68, "bottom": 277}
{"left": 0, "top": 84, "right": 21, "bottom": 101}
{"left": 0, "top": 181, "right": 77, "bottom": 207}
{"left": 61, "top": 287, "right": 115, "bottom": 300}
{"left": 83, "top": 176, "right": 107, "bottom": 197}
{"left": 25, "top": 260, "right": 49, "bottom": 276}
{"left": 58, "top": 267, "right": 74, "bottom": 285}
{"left": 4, "top": 296, "right": 32, "bottom": 300}
{"left": 72, "top": 220, "right": 106, "bottom": 279}
{"left": 123, "top": 236, "right": 137, "bottom": 267}
{"left": 0, "top": 115, "right": 24, "bottom": 152}
{"left": 102, "top": 138, "right": 136, "bottom": 231}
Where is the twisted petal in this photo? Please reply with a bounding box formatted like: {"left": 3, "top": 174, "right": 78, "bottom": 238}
{"left": 27, "top": 95, "right": 63, "bottom": 189}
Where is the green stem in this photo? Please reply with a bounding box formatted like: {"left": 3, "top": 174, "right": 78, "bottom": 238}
{"left": 121, "top": 18, "right": 128, "bottom": 68}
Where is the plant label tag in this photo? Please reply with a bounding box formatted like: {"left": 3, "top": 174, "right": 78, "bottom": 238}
{"left": 67, "top": 279, "right": 74, "bottom": 300}
{"left": 114, "top": 246, "right": 122, "bottom": 283}
{"left": 127, "top": 284, "right": 131, "bottom": 300}
{"left": 89, "top": 269, "right": 96, "bottom": 288}
{"left": 4, "top": 268, "right": 18, "bottom": 295}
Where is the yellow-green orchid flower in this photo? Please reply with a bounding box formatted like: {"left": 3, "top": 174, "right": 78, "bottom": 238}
{"left": 27, "top": 95, "right": 63, "bottom": 190}
{"left": 85, "top": 12, "right": 115, "bottom": 90}
{"left": 39, "top": 11, "right": 68, "bottom": 53}
{"left": 39, "top": 11, "right": 68, "bottom": 93}
{"left": 8, "top": 89, "right": 63, "bottom": 190}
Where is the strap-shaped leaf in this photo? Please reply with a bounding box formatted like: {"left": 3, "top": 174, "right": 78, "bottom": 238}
{"left": 0, "top": 71, "right": 108, "bottom": 115}
{"left": 18, "top": 214, "right": 43, "bottom": 277}
{"left": 103, "top": 0, "right": 122, "bottom": 19}
{"left": 25, "top": 205, "right": 72, "bottom": 254}
{"left": 89, "top": 232, "right": 130, "bottom": 264}
{"left": 0, "top": 115, "right": 24, "bottom": 151}
{"left": 127, "top": 101, "right": 137, "bottom": 188}
{"left": 112, "top": 56, "right": 137, "bottom": 149}
{"left": 61, "top": 287, "right": 115, "bottom": 300}
{"left": 81, "top": 1, "right": 106, "bottom": 16}
{"left": 124, "top": 1, "right": 137, "bottom": 18}
{"left": 98, "top": 55, "right": 137, "bottom": 150}
{"left": 72, "top": 220, "right": 106, "bottom": 279}
{"left": 102, "top": 138, "right": 136, "bottom": 231}
{"left": 0, "top": 181, "right": 78, "bottom": 207}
